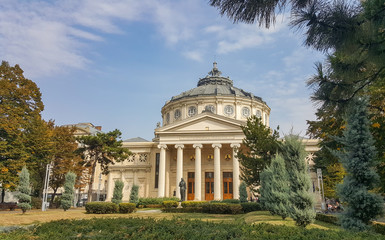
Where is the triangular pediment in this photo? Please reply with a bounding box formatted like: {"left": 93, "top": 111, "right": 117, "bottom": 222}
{"left": 156, "top": 112, "right": 244, "bottom": 134}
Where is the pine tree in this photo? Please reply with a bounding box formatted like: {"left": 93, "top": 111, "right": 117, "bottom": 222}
{"left": 239, "top": 182, "right": 248, "bottom": 203}
{"left": 337, "top": 97, "right": 384, "bottom": 231}
{"left": 260, "top": 154, "right": 290, "bottom": 219}
{"left": 111, "top": 180, "right": 124, "bottom": 204}
{"left": 17, "top": 166, "right": 32, "bottom": 213}
{"left": 281, "top": 135, "right": 315, "bottom": 227}
{"left": 61, "top": 172, "right": 76, "bottom": 211}
{"left": 129, "top": 185, "right": 139, "bottom": 204}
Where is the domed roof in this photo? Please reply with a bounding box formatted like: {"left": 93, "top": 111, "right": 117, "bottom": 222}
{"left": 169, "top": 62, "right": 263, "bottom": 103}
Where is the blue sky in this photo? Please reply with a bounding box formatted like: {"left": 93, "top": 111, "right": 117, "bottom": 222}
{"left": 1, "top": 0, "right": 324, "bottom": 141}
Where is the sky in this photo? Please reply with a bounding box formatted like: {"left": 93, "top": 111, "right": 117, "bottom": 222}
{"left": 1, "top": 0, "right": 325, "bottom": 141}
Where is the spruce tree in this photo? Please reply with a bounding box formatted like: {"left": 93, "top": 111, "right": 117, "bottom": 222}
{"left": 129, "top": 185, "right": 139, "bottom": 204}
{"left": 281, "top": 135, "right": 315, "bottom": 227}
{"left": 61, "top": 172, "right": 76, "bottom": 211}
{"left": 17, "top": 166, "right": 31, "bottom": 213}
{"left": 111, "top": 180, "right": 124, "bottom": 204}
{"left": 260, "top": 154, "right": 290, "bottom": 219}
{"left": 239, "top": 182, "right": 248, "bottom": 203}
{"left": 337, "top": 97, "right": 384, "bottom": 231}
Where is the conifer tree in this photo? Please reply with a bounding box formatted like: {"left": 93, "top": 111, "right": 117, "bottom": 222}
{"left": 17, "top": 166, "right": 32, "bottom": 213}
{"left": 260, "top": 154, "right": 290, "bottom": 219}
{"left": 281, "top": 135, "right": 315, "bottom": 227}
{"left": 337, "top": 98, "right": 384, "bottom": 231}
{"left": 239, "top": 182, "right": 248, "bottom": 203}
{"left": 129, "top": 185, "right": 139, "bottom": 204}
{"left": 61, "top": 172, "right": 76, "bottom": 211}
{"left": 111, "top": 180, "right": 124, "bottom": 204}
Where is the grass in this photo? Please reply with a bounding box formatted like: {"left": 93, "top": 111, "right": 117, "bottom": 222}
{"left": 0, "top": 209, "right": 338, "bottom": 231}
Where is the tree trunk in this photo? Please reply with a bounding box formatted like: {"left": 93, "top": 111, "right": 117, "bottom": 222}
{"left": 49, "top": 187, "right": 58, "bottom": 208}
{"left": 1, "top": 188, "right": 5, "bottom": 203}
{"left": 87, "top": 159, "right": 97, "bottom": 202}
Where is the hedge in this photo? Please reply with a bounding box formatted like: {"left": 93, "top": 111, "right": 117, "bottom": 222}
{"left": 241, "top": 202, "right": 263, "bottom": 213}
{"left": 119, "top": 203, "right": 136, "bottom": 213}
{"left": 85, "top": 202, "right": 118, "bottom": 214}
{"left": 211, "top": 199, "right": 240, "bottom": 204}
{"left": 315, "top": 213, "right": 339, "bottom": 225}
{"left": 162, "top": 200, "right": 178, "bottom": 209}
{"left": 181, "top": 201, "right": 206, "bottom": 208}
{"left": 202, "top": 203, "right": 243, "bottom": 214}
{"left": 138, "top": 197, "right": 179, "bottom": 207}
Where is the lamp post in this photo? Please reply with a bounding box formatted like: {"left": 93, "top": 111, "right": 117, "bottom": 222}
{"left": 42, "top": 163, "right": 52, "bottom": 211}
{"left": 317, "top": 168, "right": 325, "bottom": 210}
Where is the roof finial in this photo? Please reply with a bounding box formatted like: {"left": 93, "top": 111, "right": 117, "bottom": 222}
{"left": 208, "top": 62, "right": 221, "bottom": 77}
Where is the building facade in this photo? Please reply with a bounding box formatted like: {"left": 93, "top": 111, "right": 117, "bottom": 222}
{"left": 101, "top": 63, "right": 319, "bottom": 202}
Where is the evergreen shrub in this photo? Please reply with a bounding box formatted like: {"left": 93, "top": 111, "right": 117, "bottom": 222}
{"left": 31, "top": 197, "right": 42, "bottom": 209}
{"left": 85, "top": 202, "right": 118, "bottom": 214}
{"left": 181, "top": 201, "right": 206, "bottom": 208}
{"left": 315, "top": 213, "right": 339, "bottom": 225}
{"left": 211, "top": 199, "right": 240, "bottom": 204}
{"left": 239, "top": 182, "right": 248, "bottom": 203}
{"left": 202, "top": 203, "right": 243, "bottom": 214}
{"left": 16, "top": 166, "right": 31, "bottom": 213}
{"left": 129, "top": 185, "right": 139, "bottom": 204}
{"left": 162, "top": 200, "right": 178, "bottom": 209}
{"left": 118, "top": 203, "right": 136, "bottom": 213}
{"left": 241, "top": 202, "right": 263, "bottom": 213}
{"left": 61, "top": 172, "right": 76, "bottom": 211}
{"left": 111, "top": 180, "right": 124, "bottom": 205}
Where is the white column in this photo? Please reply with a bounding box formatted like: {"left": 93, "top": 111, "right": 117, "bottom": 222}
{"left": 158, "top": 144, "right": 167, "bottom": 197}
{"left": 175, "top": 144, "right": 184, "bottom": 199}
{"left": 106, "top": 172, "right": 113, "bottom": 201}
{"left": 212, "top": 143, "right": 222, "bottom": 200}
{"left": 230, "top": 143, "right": 241, "bottom": 199}
{"left": 193, "top": 144, "right": 202, "bottom": 201}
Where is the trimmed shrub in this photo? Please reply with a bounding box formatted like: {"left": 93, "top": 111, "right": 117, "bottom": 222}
{"left": 220, "top": 199, "right": 241, "bottom": 204}
{"left": 16, "top": 166, "right": 31, "bottom": 213}
{"left": 315, "top": 213, "right": 339, "bottom": 225}
{"left": 241, "top": 202, "right": 263, "bottom": 213}
{"left": 181, "top": 201, "right": 206, "bottom": 208}
{"left": 239, "top": 182, "right": 248, "bottom": 203}
{"left": 202, "top": 203, "right": 243, "bottom": 214}
{"left": 129, "top": 185, "right": 139, "bottom": 204}
{"left": 111, "top": 180, "right": 124, "bottom": 205}
{"left": 85, "top": 202, "right": 118, "bottom": 214}
{"left": 146, "top": 204, "right": 163, "bottom": 208}
{"left": 31, "top": 197, "right": 42, "bottom": 209}
{"left": 138, "top": 197, "right": 179, "bottom": 207}
{"left": 162, "top": 200, "right": 178, "bottom": 209}
{"left": 119, "top": 203, "right": 136, "bottom": 213}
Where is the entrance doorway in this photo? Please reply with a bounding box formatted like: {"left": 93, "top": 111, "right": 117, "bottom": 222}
{"left": 187, "top": 172, "right": 195, "bottom": 200}
{"left": 205, "top": 172, "right": 214, "bottom": 200}
{"left": 223, "top": 172, "right": 233, "bottom": 200}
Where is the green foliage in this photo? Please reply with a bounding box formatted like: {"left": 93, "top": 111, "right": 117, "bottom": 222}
{"left": 129, "top": 184, "right": 139, "bottom": 204}
{"left": 260, "top": 154, "right": 290, "bottom": 219}
{"left": 337, "top": 98, "right": 384, "bottom": 231}
{"left": 181, "top": 201, "right": 206, "bottom": 208}
{"left": 138, "top": 197, "right": 179, "bottom": 207}
{"left": 16, "top": 166, "right": 31, "bottom": 213}
{"left": 30, "top": 197, "right": 42, "bottom": 209}
{"left": 61, "top": 172, "right": 76, "bottom": 211}
{"left": 241, "top": 202, "right": 263, "bottom": 213}
{"left": 237, "top": 116, "right": 280, "bottom": 191}
{"left": 162, "top": 200, "right": 178, "bottom": 209}
{"left": 76, "top": 130, "right": 130, "bottom": 201}
{"left": 85, "top": 202, "right": 118, "bottom": 214}
{"left": 316, "top": 213, "right": 339, "bottom": 225}
{"left": 213, "top": 199, "right": 240, "bottom": 204}
{"left": 239, "top": 182, "right": 248, "bottom": 203}
{"left": 281, "top": 135, "right": 315, "bottom": 227}
{"left": 0, "top": 61, "right": 44, "bottom": 191}
{"left": 111, "top": 180, "right": 124, "bottom": 205}
{"left": 118, "top": 203, "right": 136, "bottom": 213}
{"left": 372, "top": 222, "right": 385, "bottom": 236}
{"left": 202, "top": 203, "right": 243, "bottom": 214}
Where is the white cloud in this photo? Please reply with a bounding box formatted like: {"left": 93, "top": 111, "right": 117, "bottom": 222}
{"left": 183, "top": 50, "right": 204, "bottom": 62}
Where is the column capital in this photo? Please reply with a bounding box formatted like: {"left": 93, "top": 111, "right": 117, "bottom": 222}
{"left": 230, "top": 143, "right": 241, "bottom": 149}
{"left": 158, "top": 144, "right": 167, "bottom": 149}
{"left": 175, "top": 144, "right": 184, "bottom": 149}
{"left": 212, "top": 143, "right": 222, "bottom": 149}
{"left": 193, "top": 143, "right": 203, "bottom": 149}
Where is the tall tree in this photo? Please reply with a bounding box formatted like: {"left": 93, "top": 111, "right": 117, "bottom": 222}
{"left": 0, "top": 61, "right": 44, "bottom": 198}
{"left": 237, "top": 115, "right": 280, "bottom": 191}
{"left": 281, "top": 135, "right": 315, "bottom": 227}
{"left": 260, "top": 154, "right": 290, "bottom": 220}
{"left": 337, "top": 97, "right": 384, "bottom": 231}
{"left": 17, "top": 166, "right": 32, "bottom": 214}
{"left": 61, "top": 172, "right": 76, "bottom": 211}
{"left": 76, "top": 130, "right": 130, "bottom": 201}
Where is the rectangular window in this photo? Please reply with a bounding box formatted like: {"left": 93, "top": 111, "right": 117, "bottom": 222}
{"left": 155, "top": 153, "right": 160, "bottom": 188}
